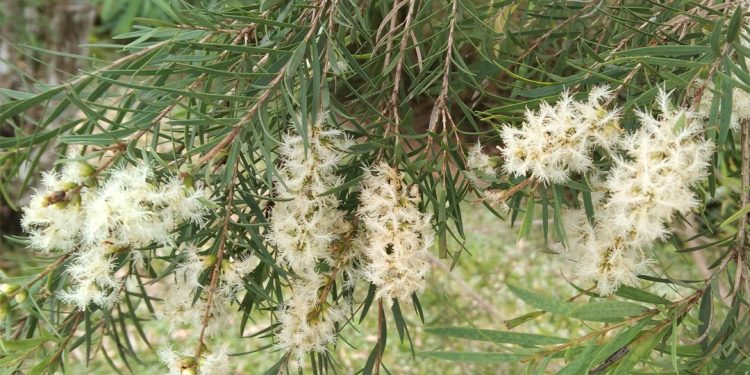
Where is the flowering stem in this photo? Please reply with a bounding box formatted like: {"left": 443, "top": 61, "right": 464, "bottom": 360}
{"left": 475, "top": 177, "right": 536, "bottom": 204}
{"left": 193, "top": 162, "right": 238, "bottom": 363}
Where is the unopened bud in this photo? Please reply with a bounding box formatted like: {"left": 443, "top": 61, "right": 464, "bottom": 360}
{"left": 0, "top": 284, "right": 19, "bottom": 295}
{"left": 180, "top": 356, "right": 196, "bottom": 368}
{"left": 53, "top": 200, "right": 69, "bottom": 209}
{"left": 182, "top": 174, "right": 195, "bottom": 189}
{"left": 201, "top": 255, "right": 217, "bottom": 269}
{"left": 83, "top": 176, "right": 97, "bottom": 188}
{"left": 14, "top": 290, "right": 28, "bottom": 304}
{"left": 62, "top": 182, "right": 78, "bottom": 191}
{"left": 79, "top": 162, "right": 96, "bottom": 177}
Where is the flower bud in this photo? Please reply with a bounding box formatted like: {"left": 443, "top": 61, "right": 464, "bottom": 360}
{"left": 0, "top": 284, "right": 19, "bottom": 295}
{"left": 79, "top": 162, "right": 96, "bottom": 177}
{"left": 83, "top": 176, "right": 98, "bottom": 188}
{"left": 221, "top": 259, "right": 231, "bottom": 272}
{"left": 200, "top": 255, "right": 217, "bottom": 269}
{"left": 62, "top": 181, "right": 78, "bottom": 191}
{"left": 180, "top": 356, "right": 196, "bottom": 368}
{"left": 53, "top": 200, "right": 69, "bottom": 209}
{"left": 182, "top": 174, "right": 195, "bottom": 189}
{"left": 15, "top": 290, "right": 28, "bottom": 304}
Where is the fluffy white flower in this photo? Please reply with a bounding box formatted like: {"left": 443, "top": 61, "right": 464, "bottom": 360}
{"left": 158, "top": 345, "right": 231, "bottom": 375}
{"left": 219, "top": 255, "right": 259, "bottom": 297}
{"left": 156, "top": 244, "right": 226, "bottom": 336}
{"left": 357, "top": 164, "right": 434, "bottom": 307}
{"left": 57, "top": 241, "right": 124, "bottom": 310}
{"left": 82, "top": 165, "right": 209, "bottom": 248}
{"left": 466, "top": 143, "right": 497, "bottom": 179}
{"left": 157, "top": 346, "right": 184, "bottom": 375}
{"left": 199, "top": 345, "right": 231, "bottom": 375}
{"left": 276, "top": 276, "right": 348, "bottom": 365}
{"left": 21, "top": 161, "right": 211, "bottom": 310}
{"left": 606, "top": 90, "right": 714, "bottom": 245}
{"left": 500, "top": 87, "right": 622, "bottom": 183}
{"left": 562, "top": 89, "right": 713, "bottom": 295}
{"left": 21, "top": 171, "right": 84, "bottom": 252}
{"left": 267, "top": 124, "right": 352, "bottom": 278}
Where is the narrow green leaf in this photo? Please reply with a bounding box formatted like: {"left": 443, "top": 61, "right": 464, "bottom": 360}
{"left": 508, "top": 284, "right": 572, "bottom": 315}
{"left": 569, "top": 301, "right": 648, "bottom": 322}
{"left": 727, "top": 6, "right": 743, "bottom": 43}
{"left": 425, "top": 327, "right": 567, "bottom": 346}
{"left": 418, "top": 351, "right": 528, "bottom": 363}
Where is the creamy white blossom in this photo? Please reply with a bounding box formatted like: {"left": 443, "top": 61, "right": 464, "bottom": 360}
{"left": 21, "top": 171, "right": 84, "bottom": 253}
{"left": 198, "top": 345, "right": 231, "bottom": 375}
{"left": 82, "top": 165, "right": 210, "bottom": 248}
{"left": 562, "top": 89, "right": 713, "bottom": 295}
{"left": 466, "top": 143, "right": 497, "bottom": 180}
{"left": 157, "top": 346, "right": 184, "bottom": 375}
{"left": 21, "top": 161, "right": 211, "bottom": 310}
{"left": 500, "top": 87, "right": 622, "bottom": 183}
{"left": 276, "top": 276, "right": 348, "bottom": 365}
{"left": 58, "top": 247, "right": 121, "bottom": 310}
{"left": 219, "top": 255, "right": 259, "bottom": 297}
{"left": 155, "top": 244, "right": 227, "bottom": 336}
{"left": 356, "top": 163, "right": 434, "bottom": 307}
{"left": 158, "top": 345, "right": 229, "bottom": 375}
{"left": 606, "top": 90, "right": 714, "bottom": 245}
{"left": 267, "top": 123, "right": 352, "bottom": 278}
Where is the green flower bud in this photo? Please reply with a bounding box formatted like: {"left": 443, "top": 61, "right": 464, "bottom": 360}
{"left": 180, "top": 356, "right": 195, "bottom": 369}
{"left": 62, "top": 181, "right": 78, "bottom": 191}
{"left": 201, "top": 255, "right": 217, "bottom": 269}
{"left": 183, "top": 174, "right": 195, "bottom": 189}
{"left": 83, "top": 176, "right": 98, "bottom": 188}
{"left": 53, "top": 200, "right": 69, "bottom": 209}
{"left": 0, "top": 284, "right": 19, "bottom": 295}
{"left": 14, "top": 290, "right": 28, "bottom": 304}
{"left": 79, "top": 162, "right": 96, "bottom": 177}
{"left": 221, "top": 259, "right": 231, "bottom": 272}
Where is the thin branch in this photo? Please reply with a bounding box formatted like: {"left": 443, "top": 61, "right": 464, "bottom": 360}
{"left": 195, "top": 3, "right": 328, "bottom": 166}
{"left": 384, "top": 0, "right": 417, "bottom": 141}
{"left": 193, "top": 160, "right": 239, "bottom": 362}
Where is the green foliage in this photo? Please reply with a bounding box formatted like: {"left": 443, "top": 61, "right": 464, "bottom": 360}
{"left": 0, "top": 0, "right": 749, "bottom": 374}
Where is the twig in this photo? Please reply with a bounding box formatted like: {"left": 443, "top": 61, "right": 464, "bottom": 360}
{"left": 195, "top": 4, "right": 328, "bottom": 166}
{"left": 193, "top": 160, "right": 239, "bottom": 362}
{"left": 383, "top": 0, "right": 417, "bottom": 141}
